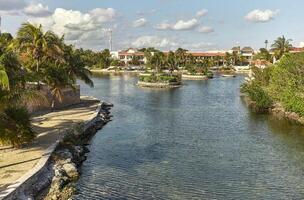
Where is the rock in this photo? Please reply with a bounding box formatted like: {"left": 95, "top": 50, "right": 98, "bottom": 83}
{"left": 62, "top": 163, "right": 79, "bottom": 180}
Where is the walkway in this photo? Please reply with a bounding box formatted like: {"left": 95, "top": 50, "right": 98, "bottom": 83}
{"left": 0, "top": 97, "right": 100, "bottom": 192}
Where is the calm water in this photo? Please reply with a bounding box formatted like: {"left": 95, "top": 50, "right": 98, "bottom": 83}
{"left": 74, "top": 74, "right": 304, "bottom": 200}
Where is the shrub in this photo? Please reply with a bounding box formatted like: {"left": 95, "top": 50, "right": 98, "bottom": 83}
{"left": 139, "top": 74, "right": 180, "bottom": 83}
{"left": 0, "top": 106, "right": 35, "bottom": 147}
{"left": 241, "top": 82, "right": 273, "bottom": 109}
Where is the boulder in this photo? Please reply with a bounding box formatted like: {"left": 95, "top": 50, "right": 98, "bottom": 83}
{"left": 62, "top": 163, "right": 79, "bottom": 180}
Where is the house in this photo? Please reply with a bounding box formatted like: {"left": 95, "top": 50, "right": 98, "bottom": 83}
{"left": 116, "top": 48, "right": 145, "bottom": 65}
{"left": 289, "top": 47, "right": 304, "bottom": 53}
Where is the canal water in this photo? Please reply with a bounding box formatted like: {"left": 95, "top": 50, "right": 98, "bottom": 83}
{"left": 74, "top": 74, "right": 304, "bottom": 200}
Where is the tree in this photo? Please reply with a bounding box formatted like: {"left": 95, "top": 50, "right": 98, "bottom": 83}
{"left": 15, "top": 22, "right": 64, "bottom": 88}
{"left": 149, "top": 52, "right": 166, "bottom": 73}
{"left": 63, "top": 45, "right": 93, "bottom": 87}
{"left": 224, "top": 52, "right": 232, "bottom": 66}
{"left": 166, "top": 51, "right": 177, "bottom": 73}
{"left": 271, "top": 36, "right": 292, "bottom": 60}
{"left": 175, "top": 48, "right": 188, "bottom": 68}
{"left": 254, "top": 48, "right": 271, "bottom": 62}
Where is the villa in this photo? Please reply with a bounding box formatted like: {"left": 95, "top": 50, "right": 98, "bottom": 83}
{"left": 111, "top": 48, "right": 146, "bottom": 65}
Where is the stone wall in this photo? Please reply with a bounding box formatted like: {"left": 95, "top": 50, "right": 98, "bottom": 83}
{"left": 26, "top": 84, "right": 80, "bottom": 113}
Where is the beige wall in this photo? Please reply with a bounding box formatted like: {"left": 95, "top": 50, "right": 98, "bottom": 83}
{"left": 26, "top": 84, "right": 80, "bottom": 113}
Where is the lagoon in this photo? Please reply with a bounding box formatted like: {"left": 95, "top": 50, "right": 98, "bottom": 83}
{"left": 74, "top": 74, "right": 304, "bottom": 199}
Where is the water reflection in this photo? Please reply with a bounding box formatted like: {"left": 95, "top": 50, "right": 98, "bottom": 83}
{"left": 74, "top": 75, "right": 304, "bottom": 200}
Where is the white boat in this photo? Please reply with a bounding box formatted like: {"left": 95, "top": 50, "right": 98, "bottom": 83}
{"left": 222, "top": 74, "right": 236, "bottom": 77}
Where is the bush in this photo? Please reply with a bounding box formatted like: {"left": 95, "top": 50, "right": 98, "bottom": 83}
{"left": 139, "top": 74, "right": 180, "bottom": 83}
{"left": 0, "top": 106, "right": 35, "bottom": 147}
{"left": 241, "top": 82, "right": 273, "bottom": 109}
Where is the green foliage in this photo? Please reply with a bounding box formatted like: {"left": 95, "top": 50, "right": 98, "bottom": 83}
{"left": 139, "top": 74, "right": 180, "bottom": 83}
{"left": 241, "top": 82, "right": 273, "bottom": 109}
{"left": 242, "top": 52, "right": 304, "bottom": 116}
{"left": 254, "top": 48, "right": 272, "bottom": 62}
{"left": 0, "top": 106, "right": 34, "bottom": 147}
{"left": 271, "top": 35, "right": 292, "bottom": 60}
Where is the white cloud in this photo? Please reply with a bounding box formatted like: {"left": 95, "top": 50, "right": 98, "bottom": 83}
{"left": 132, "top": 18, "right": 147, "bottom": 27}
{"left": 24, "top": 3, "right": 51, "bottom": 17}
{"left": 299, "top": 42, "right": 304, "bottom": 48}
{"left": 155, "top": 21, "right": 172, "bottom": 30}
{"left": 245, "top": 9, "right": 278, "bottom": 23}
{"left": 155, "top": 18, "right": 199, "bottom": 31}
{"left": 173, "top": 18, "right": 199, "bottom": 30}
{"left": 196, "top": 9, "right": 208, "bottom": 17}
{"left": 131, "top": 36, "right": 179, "bottom": 49}
{"left": 29, "top": 7, "right": 118, "bottom": 49}
{"left": 198, "top": 26, "right": 214, "bottom": 33}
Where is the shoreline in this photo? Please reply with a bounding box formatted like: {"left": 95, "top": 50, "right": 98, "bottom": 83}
{"left": 0, "top": 100, "right": 113, "bottom": 200}
{"left": 137, "top": 81, "right": 182, "bottom": 88}
{"left": 241, "top": 94, "right": 304, "bottom": 125}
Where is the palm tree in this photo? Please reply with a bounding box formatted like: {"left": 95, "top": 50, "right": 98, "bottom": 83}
{"left": 166, "top": 51, "right": 177, "bottom": 73}
{"left": 271, "top": 36, "right": 292, "bottom": 60}
{"left": 44, "top": 65, "right": 73, "bottom": 108}
{"left": 63, "top": 45, "right": 94, "bottom": 87}
{"left": 224, "top": 52, "right": 232, "bottom": 66}
{"left": 150, "top": 52, "right": 165, "bottom": 73}
{"left": 175, "top": 48, "right": 188, "bottom": 68}
{"left": 15, "top": 22, "right": 64, "bottom": 89}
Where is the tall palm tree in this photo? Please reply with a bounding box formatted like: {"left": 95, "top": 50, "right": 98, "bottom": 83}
{"left": 63, "top": 45, "right": 94, "bottom": 87}
{"left": 150, "top": 52, "right": 165, "bottom": 73}
{"left": 271, "top": 36, "right": 293, "bottom": 60}
{"left": 166, "top": 51, "right": 177, "bottom": 73}
{"left": 15, "top": 22, "right": 64, "bottom": 88}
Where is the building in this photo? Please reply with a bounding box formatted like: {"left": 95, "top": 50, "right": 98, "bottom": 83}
{"left": 289, "top": 47, "right": 304, "bottom": 53}
{"left": 230, "top": 46, "right": 255, "bottom": 65}
{"left": 114, "top": 48, "right": 145, "bottom": 65}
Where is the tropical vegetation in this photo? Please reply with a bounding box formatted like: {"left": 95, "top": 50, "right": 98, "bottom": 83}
{"left": 241, "top": 52, "right": 304, "bottom": 116}
{"left": 0, "top": 22, "right": 94, "bottom": 147}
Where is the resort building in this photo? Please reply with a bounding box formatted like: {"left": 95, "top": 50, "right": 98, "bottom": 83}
{"left": 112, "top": 48, "right": 146, "bottom": 65}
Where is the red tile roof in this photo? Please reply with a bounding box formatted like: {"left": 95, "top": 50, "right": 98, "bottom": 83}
{"left": 188, "top": 52, "right": 226, "bottom": 57}
{"left": 290, "top": 47, "right": 304, "bottom": 53}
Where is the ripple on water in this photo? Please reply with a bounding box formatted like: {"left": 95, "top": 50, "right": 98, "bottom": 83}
{"left": 74, "top": 76, "right": 304, "bottom": 200}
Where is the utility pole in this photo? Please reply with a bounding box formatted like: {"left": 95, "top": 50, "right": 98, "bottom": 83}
{"left": 108, "top": 29, "right": 113, "bottom": 51}
{"left": 0, "top": 16, "right": 2, "bottom": 35}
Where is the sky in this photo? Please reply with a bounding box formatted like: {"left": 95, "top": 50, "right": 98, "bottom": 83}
{"left": 0, "top": 0, "right": 304, "bottom": 52}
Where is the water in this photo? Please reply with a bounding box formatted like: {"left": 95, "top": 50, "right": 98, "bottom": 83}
{"left": 74, "top": 74, "right": 304, "bottom": 200}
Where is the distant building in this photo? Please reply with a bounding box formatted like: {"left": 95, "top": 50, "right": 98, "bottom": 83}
{"left": 114, "top": 48, "right": 145, "bottom": 65}
{"left": 289, "top": 47, "right": 304, "bottom": 53}
{"left": 229, "top": 46, "right": 255, "bottom": 65}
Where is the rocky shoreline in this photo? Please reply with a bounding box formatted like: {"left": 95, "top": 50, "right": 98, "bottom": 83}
{"left": 1, "top": 101, "right": 113, "bottom": 200}
{"left": 37, "top": 102, "right": 113, "bottom": 200}
{"left": 241, "top": 94, "right": 304, "bottom": 125}
{"left": 137, "top": 81, "right": 182, "bottom": 88}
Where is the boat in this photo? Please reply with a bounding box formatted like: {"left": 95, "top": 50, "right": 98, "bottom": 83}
{"left": 222, "top": 74, "right": 236, "bottom": 77}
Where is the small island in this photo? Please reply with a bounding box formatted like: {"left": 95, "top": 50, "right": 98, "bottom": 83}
{"left": 138, "top": 73, "right": 182, "bottom": 88}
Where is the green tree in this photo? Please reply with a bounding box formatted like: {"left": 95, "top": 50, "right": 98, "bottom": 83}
{"left": 271, "top": 36, "right": 292, "bottom": 60}
{"left": 15, "top": 22, "right": 64, "bottom": 88}
{"left": 63, "top": 45, "right": 93, "bottom": 87}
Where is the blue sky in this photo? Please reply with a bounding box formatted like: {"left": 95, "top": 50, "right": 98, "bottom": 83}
{"left": 1, "top": 0, "right": 304, "bottom": 51}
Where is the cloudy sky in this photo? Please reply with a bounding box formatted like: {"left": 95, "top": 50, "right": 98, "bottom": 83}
{"left": 1, "top": 0, "right": 304, "bottom": 51}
